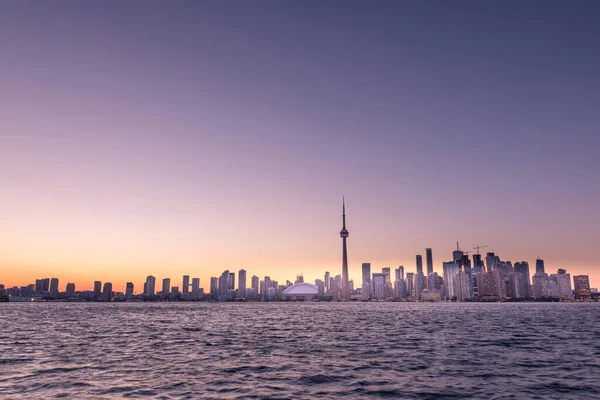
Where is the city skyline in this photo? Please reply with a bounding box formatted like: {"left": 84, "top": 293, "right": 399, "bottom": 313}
{"left": 1, "top": 1, "right": 599, "bottom": 290}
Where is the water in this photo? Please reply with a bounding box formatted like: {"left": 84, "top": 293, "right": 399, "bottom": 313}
{"left": 1, "top": 302, "right": 599, "bottom": 399}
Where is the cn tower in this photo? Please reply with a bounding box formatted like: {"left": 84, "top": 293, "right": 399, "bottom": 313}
{"left": 340, "top": 197, "right": 349, "bottom": 300}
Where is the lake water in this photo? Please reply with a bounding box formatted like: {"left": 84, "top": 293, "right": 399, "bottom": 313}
{"left": 1, "top": 302, "right": 599, "bottom": 399}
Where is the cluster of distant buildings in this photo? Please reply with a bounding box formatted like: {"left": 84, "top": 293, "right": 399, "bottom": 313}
{"left": 2, "top": 249, "right": 596, "bottom": 303}
{"left": 1, "top": 201, "right": 597, "bottom": 303}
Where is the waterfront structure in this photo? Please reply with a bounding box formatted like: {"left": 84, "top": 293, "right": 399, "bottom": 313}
{"left": 362, "top": 263, "right": 371, "bottom": 300}
{"left": 340, "top": 198, "right": 350, "bottom": 300}
{"left": 426, "top": 248, "right": 433, "bottom": 275}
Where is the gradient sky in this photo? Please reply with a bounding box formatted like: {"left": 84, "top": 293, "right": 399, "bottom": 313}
{"left": 1, "top": 1, "right": 599, "bottom": 292}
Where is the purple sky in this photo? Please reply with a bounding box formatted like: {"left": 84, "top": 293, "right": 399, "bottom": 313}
{"left": 1, "top": 1, "right": 599, "bottom": 290}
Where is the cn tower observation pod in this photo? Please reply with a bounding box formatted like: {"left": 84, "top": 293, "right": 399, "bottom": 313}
{"left": 282, "top": 283, "right": 319, "bottom": 296}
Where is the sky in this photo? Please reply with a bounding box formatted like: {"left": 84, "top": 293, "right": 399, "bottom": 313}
{"left": 1, "top": 0, "right": 599, "bottom": 292}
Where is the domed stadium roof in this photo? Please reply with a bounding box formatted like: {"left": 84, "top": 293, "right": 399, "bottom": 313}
{"left": 282, "top": 282, "right": 319, "bottom": 296}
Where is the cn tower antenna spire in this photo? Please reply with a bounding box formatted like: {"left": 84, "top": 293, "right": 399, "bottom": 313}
{"left": 342, "top": 196, "right": 346, "bottom": 229}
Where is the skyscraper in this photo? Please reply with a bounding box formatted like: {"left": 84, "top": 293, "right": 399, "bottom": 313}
{"left": 573, "top": 275, "right": 591, "bottom": 299}
{"left": 340, "top": 197, "right": 350, "bottom": 300}
{"left": 66, "top": 283, "right": 75, "bottom": 296}
{"left": 426, "top": 248, "right": 433, "bottom": 275}
{"left": 324, "top": 271, "right": 330, "bottom": 293}
{"left": 49, "top": 278, "right": 59, "bottom": 297}
{"left": 162, "top": 278, "right": 171, "bottom": 297}
{"left": 416, "top": 255, "right": 423, "bottom": 275}
{"left": 182, "top": 275, "right": 190, "bottom": 293}
{"left": 514, "top": 262, "right": 532, "bottom": 298}
{"left": 191, "top": 278, "right": 200, "bottom": 294}
{"left": 536, "top": 259, "right": 545, "bottom": 274}
{"left": 93, "top": 281, "right": 102, "bottom": 300}
{"left": 251, "top": 275, "right": 259, "bottom": 292}
{"left": 145, "top": 276, "right": 156, "bottom": 295}
{"left": 362, "top": 263, "right": 371, "bottom": 300}
{"left": 238, "top": 269, "right": 247, "bottom": 298}
{"left": 126, "top": 282, "right": 134, "bottom": 299}
{"left": 372, "top": 272, "right": 386, "bottom": 300}
{"left": 102, "top": 282, "right": 112, "bottom": 302}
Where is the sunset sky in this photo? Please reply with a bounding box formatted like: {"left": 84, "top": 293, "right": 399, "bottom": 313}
{"left": 1, "top": 1, "right": 599, "bottom": 292}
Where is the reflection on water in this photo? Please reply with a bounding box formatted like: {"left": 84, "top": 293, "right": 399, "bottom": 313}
{"left": 1, "top": 302, "right": 599, "bottom": 399}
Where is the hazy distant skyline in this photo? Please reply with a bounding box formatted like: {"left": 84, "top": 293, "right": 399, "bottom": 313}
{"left": 1, "top": 1, "right": 599, "bottom": 291}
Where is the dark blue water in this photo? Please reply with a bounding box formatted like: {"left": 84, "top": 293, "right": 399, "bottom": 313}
{"left": 1, "top": 302, "right": 599, "bottom": 399}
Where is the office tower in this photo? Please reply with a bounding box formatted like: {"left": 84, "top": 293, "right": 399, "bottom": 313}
{"left": 49, "top": 278, "right": 59, "bottom": 297}
{"left": 210, "top": 277, "right": 218, "bottom": 298}
{"left": 485, "top": 252, "right": 497, "bottom": 272}
{"left": 162, "top": 278, "right": 171, "bottom": 297}
{"left": 263, "top": 276, "right": 272, "bottom": 300}
{"left": 66, "top": 283, "right": 75, "bottom": 296}
{"left": 536, "top": 259, "right": 545, "bottom": 274}
{"left": 35, "top": 278, "right": 50, "bottom": 292}
{"left": 238, "top": 269, "right": 247, "bottom": 298}
{"left": 228, "top": 272, "right": 235, "bottom": 290}
{"left": 145, "top": 276, "right": 156, "bottom": 295}
{"left": 381, "top": 267, "right": 392, "bottom": 298}
{"left": 514, "top": 262, "right": 532, "bottom": 298}
{"left": 473, "top": 253, "right": 484, "bottom": 272}
{"left": 171, "top": 286, "right": 180, "bottom": 294}
{"left": 405, "top": 272, "right": 414, "bottom": 298}
{"left": 324, "top": 271, "right": 330, "bottom": 293}
{"left": 315, "top": 279, "right": 325, "bottom": 296}
{"left": 427, "top": 273, "right": 439, "bottom": 290}
{"left": 426, "top": 248, "right": 433, "bottom": 275}
{"left": 455, "top": 271, "right": 470, "bottom": 300}
{"left": 553, "top": 269, "right": 573, "bottom": 300}
{"left": 219, "top": 270, "right": 230, "bottom": 296}
{"left": 93, "top": 281, "right": 102, "bottom": 299}
{"left": 182, "top": 275, "right": 190, "bottom": 293}
{"left": 295, "top": 275, "right": 304, "bottom": 284}
{"left": 251, "top": 275, "right": 259, "bottom": 292}
{"left": 416, "top": 255, "right": 423, "bottom": 275}
{"left": 362, "top": 263, "right": 371, "bottom": 300}
{"left": 339, "top": 197, "right": 350, "bottom": 300}
{"left": 573, "top": 275, "right": 591, "bottom": 299}
{"left": 372, "top": 272, "right": 386, "bottom": 300}
{"left": 125, "top": 282, "right": 134, "bottom": 299}
{"left": 102, "top": 282, "right": 112, "bottom": 302}
{"left": 453, "top": 243, "right": 464, "bottom": 265}
{"left": 414, "top": 273, "right": 426, "bottom": 300}
{"left": 397, "top": 266, "right": 405, "bottom": 281}
{"left": 191, "top": 278, "right": 200, "bottom": 294}
{"left": 443, "top": 262, "right": 460, "bottom": 299}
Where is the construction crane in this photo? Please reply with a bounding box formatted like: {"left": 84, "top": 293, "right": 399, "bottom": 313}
{"left": 473, "top": 245, "right": 488, "bottom": 255}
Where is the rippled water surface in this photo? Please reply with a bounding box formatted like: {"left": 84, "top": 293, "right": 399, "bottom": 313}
{"left": 1, "top": 302, "right": 599, "bottom": 399}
